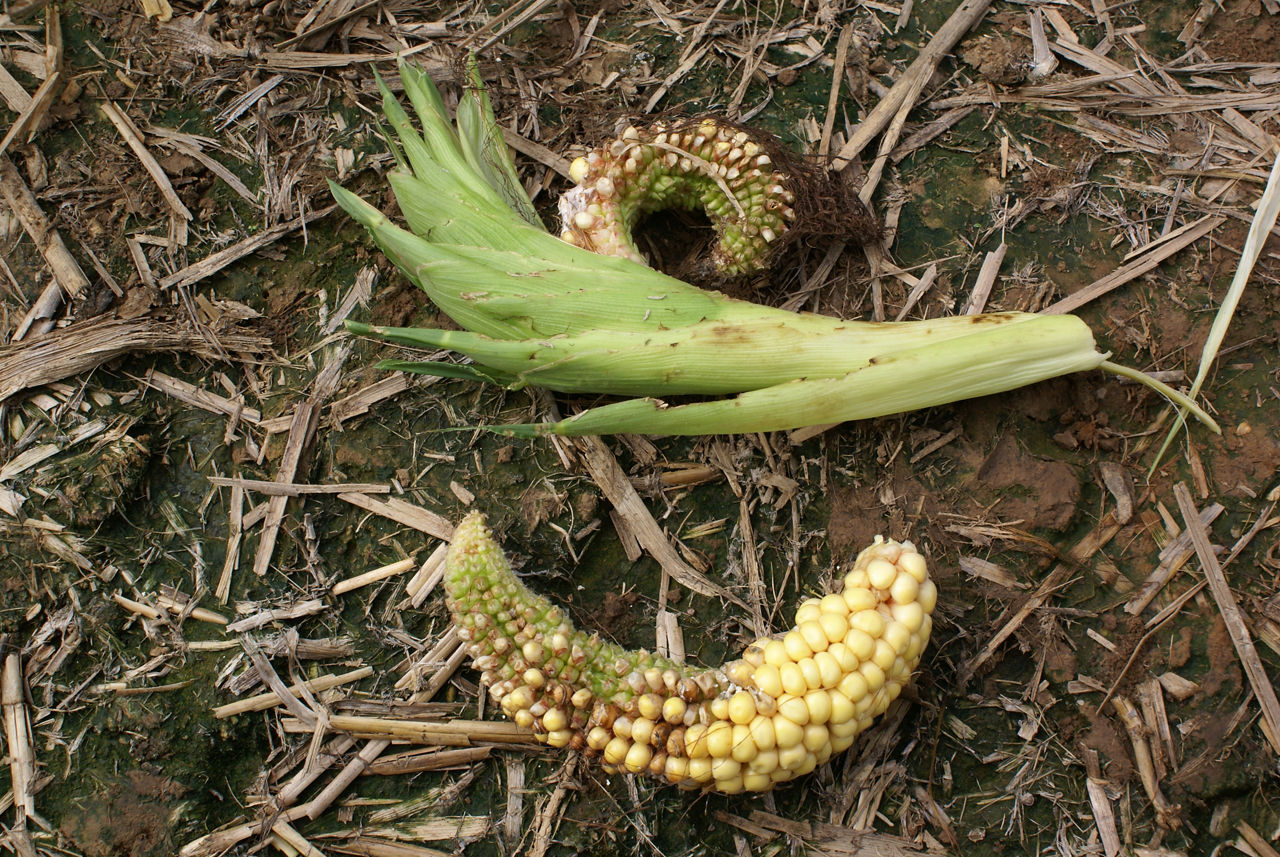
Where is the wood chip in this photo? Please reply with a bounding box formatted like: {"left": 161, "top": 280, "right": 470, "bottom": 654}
{"left": 100, "top": 100, "right": 192, "bottom": 243}
{"left": 339, "top": 492, "right": 454, "bottom": 541}
{"left": 1174, "top": 482, "right": 1280, "bottom": 756}
{"left": 214, "top": 667, "right": 374, "bottom": 718}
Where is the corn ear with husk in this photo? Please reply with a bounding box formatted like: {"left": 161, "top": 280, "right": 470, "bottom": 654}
{"left": 331, "top": 61, "right": 1219, "bottom": 437}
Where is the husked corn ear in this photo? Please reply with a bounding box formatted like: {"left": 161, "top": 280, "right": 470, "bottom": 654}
{"left": 445, "top": 512, "right": 934, "bottom": 792}
{"left": 560, "top": 119, "right": 795, "bottom": 276}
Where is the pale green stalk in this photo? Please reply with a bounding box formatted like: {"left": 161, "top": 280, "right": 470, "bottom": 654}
{"left": 1151, "top": 147, "right": 1278, "bottom": 467}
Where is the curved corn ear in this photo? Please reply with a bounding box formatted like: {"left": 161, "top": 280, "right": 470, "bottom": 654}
{"left": 491, "top": 315, "right": 1107, "bottom": 436}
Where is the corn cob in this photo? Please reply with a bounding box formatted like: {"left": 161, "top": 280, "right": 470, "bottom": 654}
{"left": 559, "top": 119, "right": 795, "bottom": 276}
{"left": 331, "top": 62, "right": 1220, "bottom": 438}
{"left": 445, "top": 512, "right": 935, "bottom": 793}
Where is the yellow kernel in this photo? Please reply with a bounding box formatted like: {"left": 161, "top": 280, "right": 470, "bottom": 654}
{"left": 819, "top": 593, "right": 849, "bottom": 616}
{"left": 861, "top": 661, "right": 886, "bottom": 694}
{"left": 842, "top": 586, "right": 876, "bottom": 612}
{"left": 838, "top": 670, "right": 869, "bottom": 703}
{"left": 546, "top": 729, "right": 572, "bottom": 748}
{"left": 763, "top": 639, "right": 789, "bottom": 666}
{"left": 729, "top": 690, "right": 757, "bottom": 725}
{"left": 779, "top": 663, "right": 808, "bottom": 697}
{"left": 777, "top": 742, "right": 807, "bottom": 770}
{"left": 542, "top": 709, "right": 567, "bottom": 732}
{"left": 631, "top": 716, "right": 655, "bottom": 747}
{"left": 731, "top": 724, "right": 757, "bottom": 763}
{"left": 819, "top": 611, "right": 849, "bottom": 644}
{"left": 884, "top": 621, "right": 912, "bottom": 655}
{"left": 844, "top": 628, "right": 876, "bottom": 660}
{"left": 890, "top": 573, "right": 919, "bottom": 605}
{"left": 891, "top": 601, "right": 925, "bottom": 633}
{"left": 843, "top": 569, "right": 869, "bottom": 591}
{"left": 726, "top": 659, "right": 754, "bottom": 686}
{"left": 867, "top": 559, "right": 898, "bottom": 590}
{"left": 905, "top": 633, "right": 925, "bottom": 662}
{"left": 794, "top": 599, "right": 822, "bottom": 624}
{"left": 744, "top": 772, "right": 772, "bottom": 792}
{"left": 799, "top": 620, "right": 829, "bottom": 654}
{"left": 612, "top": 716, "right": 633, "bottom": 739}
{"left": 899, "top": 550, "right": 928, "bottom": 583}
{"left": 688, "top": 756, "right": 713, "bottom": 782}
{"left": 743, "top": 643, "right": 766, "bottom": 667}
{"left": 685, "top": 723, "right": 709, "bottom": 758}
{"left": 711, "top": 757, "right": 742, "bottom": 780}
{"left": 716, "top": 774, "right": 745, "bottom": 794}
{"left": 662, "top": 696, "right": 687, "bottom": 725}
{"left": 813, "top": 651, "right": 843, "bottom": 688}
{"left": 664, "top": 754, "right": 690, "bottom": 783}
{"left": 522, "top": 640, "right": 544, "bottom": 664}
{"left": 637, "top": 693, "right": 663, "bottom": 721}
{"left": 749, "top": 748, "right": 779, "bottom": 775}
{"left": 750, "top": 747, "right": 779, "bottom": 775}
{"left": 830, "top": 717, "right": 860, "bottom": 739}
{"left": 604, "top": 736, "right": 629, "bottom": 765}
{"left": 805, "top": 689, "right": 833, "bottom": 725}
{"left": 748, "top": 714, "right": 776, "bottom": 752}
{"left": 587, "top": 726, "right": 611, "bottom": 750}
{"left": 919, "top": 579, "right": 938, "bottom": 614}
{"left": 850, "top": 610, "right": 885, "bottom": 638}
{"left": 624, "top": 742, "right": 653, "bottom": 774}
{"left": 515, "top": 710, "right": 534, "bottom": 728}
{"left": 826, "top": 642, "right": 859, "bottom": 673}
{"left": 783, "top": 630, "right": 812, "bottom": 661}
{"left": 522, "top": 668, "right": 546, "bottom": 688}
{"left": 830, "top": 733, "right": 856, "bottom": 754}
{"left": 873, "top": 639, "right": 897, "bottom": 671}
{"left": 773, "top": 714, "right": 804, "bottom": 749}
{"left": 753, "top": 663, "right": 783, "bottom": 698}
{"left": 829, "top": 690, "right": 855, "bottom": 725}
{"left": 706, "top": 721, "right": 734, "bottom": 758}
{"left": 709, "top": 696, "right": 730, "bottom": 722}
{"left": 505, "top": 686, "right": 532, "bottom": 711}
{"left": 803, "top": 723, "right": 829, "bottom": 752}
{"left": 777, "top": 695, "right": 810, "bottom": 726}
{"left": 798, "top": 658, "right": 823, "bottom": 690}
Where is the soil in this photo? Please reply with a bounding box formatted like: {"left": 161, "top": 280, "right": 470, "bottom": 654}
{"left": 59, "top": 771, "right": 188, "bottom": 857}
